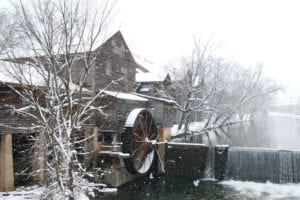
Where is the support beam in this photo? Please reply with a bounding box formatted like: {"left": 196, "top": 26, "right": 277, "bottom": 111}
{"left": 0, "top": 134, "right": 15, "bottom": 192}
{"left": 84, "top": 126, "right": 98, "bottom": 168}
{"left": 32, "top": 133, "right": 45, "bottom": 184}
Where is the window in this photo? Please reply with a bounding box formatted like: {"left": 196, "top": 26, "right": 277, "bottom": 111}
{"left": 121, "top": 67, "right": 128, "bottom": 83}
{"left": 106, "top": 62, "right": 111, "bottom": 76}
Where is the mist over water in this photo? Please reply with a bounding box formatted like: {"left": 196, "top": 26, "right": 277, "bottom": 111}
{"left": 179, "top": 115, "right": 300, "bottom": 150}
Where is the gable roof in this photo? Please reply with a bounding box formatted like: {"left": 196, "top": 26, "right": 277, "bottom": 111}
{"left": 94, "top": 31, "right": 136, "bottom": 62}
{"left": 1, "top": 31, "right": 135, "bottom": 64}
{"left": 135, "top": 72, "right": 170, "bottom": 83}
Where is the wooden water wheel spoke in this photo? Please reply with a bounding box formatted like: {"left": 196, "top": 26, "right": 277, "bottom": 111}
{"left": 133, "top": 132, "right": 143, "bottom": 141}
{"left": 134, "top": 144, "right": 151, "bottom": 170}
{"left": 132, "top": 144, "right": 148, "bottom": 162}
{"left": 138, "top": 117, "right": 147, "bottom": 138}
{"left": 147, "top": 118, "right": 153, "bottom": 138}
{"left": 150, "top": 134, "right": 159, "bottom": 141}
{"left": 153, "top": 144, "right": 165, "bottom": 173}
{"left": 122, "top": 109, "right": 158, "bottom": 175}
{"left": 132, "top": 143, "right": 148, "bottom": 157}
{"left": 145, "top": 112, "right": 148, "bottom": 137}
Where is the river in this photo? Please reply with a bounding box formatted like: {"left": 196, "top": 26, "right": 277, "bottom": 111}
{"left": 102, "top": 114, "right": 300, "bottom": 200}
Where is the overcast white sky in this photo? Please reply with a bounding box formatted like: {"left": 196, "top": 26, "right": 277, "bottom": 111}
{"left": 1, "top": 0, "right": 300, "bottom": 103}
{"left": 115, "top": 0, "right": 300, "bottom": 104}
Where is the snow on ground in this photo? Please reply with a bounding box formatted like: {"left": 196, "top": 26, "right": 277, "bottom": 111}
{"left": 220, "top": 180, "right": 300, "bottom": 199}
{"left": 170, "top": 124, "right": 183, "bottom": 137}
{"left": 98, "top": 188, "right": 118, "bottom": 193}
{"left": 188, "top": 121, "right": 206, "bottom": 132}
{"left": 0, "top": 186, "right": 45, "bottom": 200}
{"left": 268, "top": 111, "right": 300, "bottom": 119}
{"left": 171, "top": 121, "right": 206, "bottom": 137}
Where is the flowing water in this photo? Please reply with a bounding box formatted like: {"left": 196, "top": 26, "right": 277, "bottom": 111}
{"left": 204, "top": 146, "right": 216, "bottom": 180}
{"left": 102, "top": 115, "right": 300, "bottom": 199}
{"left": 226, "top": 147, "right": 300, "bottom": 184}
{"left": 103, "top": 176, "right": 300, "bottom": 200}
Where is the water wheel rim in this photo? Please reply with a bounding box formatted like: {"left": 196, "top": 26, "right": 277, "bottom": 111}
{"left": 123, "top": 108, "right": 158, "bottom": 174}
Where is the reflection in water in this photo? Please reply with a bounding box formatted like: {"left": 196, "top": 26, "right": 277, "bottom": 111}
{"left": 178, "top": 116, "right": 300, "bottom": 150}
{"left": 103, "top": 177, "right": 254, "bottom": 200}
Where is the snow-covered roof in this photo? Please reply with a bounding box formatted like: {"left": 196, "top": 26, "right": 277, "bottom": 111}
{"left": 136, "top": 67, "right": 145, "bottom": 74}
{"left": 132, "top": 53, "right": 154, "bottom": 73}
{"left": 0, "top": 60, "right": 46, "bottom": 87}
{"left": 132, "top": 92, "right": 177, "bottom": 105}
{"left": 0, "top": 31, "right": 126, "bottom": 61}
{"left": 132, "top": 52, "right": 172, "bottom": 83}
{"left": 135, "top": 72, "right": 170, "bottom": 83}
{"left": 104, "top": 90, "right": 148, "bottom": 102}
{"left": 0, "top": 60, "right": 90, "bottom": 92}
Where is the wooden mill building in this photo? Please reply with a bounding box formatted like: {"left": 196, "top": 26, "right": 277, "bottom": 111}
{"left": 0, "top": 31, "right": 178, "bottom": 191}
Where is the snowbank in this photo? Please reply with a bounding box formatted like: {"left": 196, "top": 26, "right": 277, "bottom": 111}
{"left": 188, "top": 121, "right": 206, "bottom": 132}
{"left": 220, "top": 180, "right": 300, "bottom": 199}
{"left": 0, "top": 186, "right": 45, "bottom": 200}
{"left": 170, "top": 124, "right": 183, "bottom": 137}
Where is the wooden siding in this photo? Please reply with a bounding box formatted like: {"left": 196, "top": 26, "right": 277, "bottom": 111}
{"left": 71, "top": 31, "right": 137, "bottom": 93}
{"left": 0, "top": 88, "right": 35, "bottom": 134}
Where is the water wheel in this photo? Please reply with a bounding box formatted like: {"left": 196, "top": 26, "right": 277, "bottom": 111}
{"left": 122, "top": 108, "right": 158, "bottom": 175}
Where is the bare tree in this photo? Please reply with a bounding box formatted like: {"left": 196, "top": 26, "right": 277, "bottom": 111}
{"left": 168, "top": 36, "right": 218, "bottom": 131}
{"left": 0, "top": 10, "right": 20, "bottom": 54}
{"left": 2, "top": 0, "right": 116, "bottom": 199}
{"left": 169, "top": 38, "right": 281, "bottom": 133}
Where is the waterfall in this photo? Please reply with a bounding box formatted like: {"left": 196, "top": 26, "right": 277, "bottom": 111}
{"left": 226, "top": 147, "right": 300, "bottom": 184}
{"left": 204, "top": 146, "right": 215, "bottom": 180}
{"left": 293, "top": 151, "right": 300, "bottom": 182}
{"left": 278, "top": 151, "right": 293, "bottom": 183}
{"left": 203, "top": 145, "right": 228, "bottom": 180}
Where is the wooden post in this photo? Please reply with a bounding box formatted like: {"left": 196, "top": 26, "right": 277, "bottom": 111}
{"left": 0, "top": 133, "right": 15, "bottom": 192}
{"left": 32, "top": 133, "right": 45, "bottom": 184}
{"left": 93, "top": 126, "right": 99, "bottom": 152}
{"left": 157, "top": 128, "right": 167, "bottom": 174}
{"left": 159, "top": 127, "right": 171, "bottom": 142}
